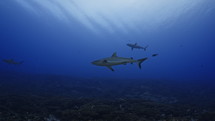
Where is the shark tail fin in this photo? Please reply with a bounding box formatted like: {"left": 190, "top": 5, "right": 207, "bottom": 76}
{"left": 137, "top": 58, "right": 147, "bottom": 69}
{"left": 143, "top": 45, "right": 149, "bottom": 51}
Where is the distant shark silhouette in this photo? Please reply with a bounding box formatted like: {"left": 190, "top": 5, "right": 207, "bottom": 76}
{"left": 2, "top": 59, "right": 24, "bottom": 65}
{"left": 127, "top": 43, "right": 148, "bottom": 51}
{"left": 91, "top": 52, "right": 147, "bottom": 71}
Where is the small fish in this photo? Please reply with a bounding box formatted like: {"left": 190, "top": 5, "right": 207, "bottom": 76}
{"left": 2, "top": 59, "right": 24, "bottom": 65}
{"left": 127, "top": 43, "right": 148, "bottom": 51}
{"left": 152, "top": 54, "right": 158, "bottom": 57}
{"left": 92, "top": 52, "right": 147, "bottom": 71}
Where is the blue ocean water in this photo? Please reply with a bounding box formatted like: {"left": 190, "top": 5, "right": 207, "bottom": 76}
{"left": 0, "top": 1, "right": 215, "bottom": 120}
{"left": 0, "top": 0, "right": 215, "bottom": 80}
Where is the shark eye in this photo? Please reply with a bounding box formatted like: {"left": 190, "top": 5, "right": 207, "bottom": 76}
{"left": 103, "top": 60, "right": 108, "bottom": 63}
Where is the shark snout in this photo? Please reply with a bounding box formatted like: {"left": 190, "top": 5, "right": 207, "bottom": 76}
{"left": 91, "top": 60, "right": 98, "bottom": 65}
{"left": 91, "top": 61, "right": 96, "bottom": 65}
{"left": 91, "top": 60, "right": 104, "bottom": 66}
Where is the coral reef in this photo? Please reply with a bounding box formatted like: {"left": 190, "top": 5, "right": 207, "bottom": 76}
{"left": 0, "top": 72, "right": 215, "bottom": 121}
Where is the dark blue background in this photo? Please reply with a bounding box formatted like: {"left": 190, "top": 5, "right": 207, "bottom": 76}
{"left": 0, "top": 0, "right": 215, "bottom": 81}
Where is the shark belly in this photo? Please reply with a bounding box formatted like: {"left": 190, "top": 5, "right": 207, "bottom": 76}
{"left": 106, "top": 58, "right": 135, "bottom": 66}
{"left": 106, "top": 60, "right": 127, "bottom": 66}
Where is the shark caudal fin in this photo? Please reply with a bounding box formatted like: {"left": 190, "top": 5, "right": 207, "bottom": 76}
{"left": 137, "top": 58, "right": 148, "bottom": 69}
{"left": 143, "top": 45, "right": 149, "bottom": 51}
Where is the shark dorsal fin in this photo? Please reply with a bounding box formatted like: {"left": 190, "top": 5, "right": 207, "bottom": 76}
{"left": 111, "top": 52, "right": 117, "bottom": 57}
{"left": 134, "top": 43, "right": 137, "bottom": 45}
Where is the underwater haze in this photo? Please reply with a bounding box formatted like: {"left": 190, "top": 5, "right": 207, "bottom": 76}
{"left": 0, "top": 0, "right": 215, "bottom": 121}
{"left": 0, "top": 0, "right": 214, "bottom": 80}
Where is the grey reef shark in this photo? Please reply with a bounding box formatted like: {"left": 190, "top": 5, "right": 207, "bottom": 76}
{"left": 2, "top": 59, "right": 24, "bottom": 65}
{"left": 91, "top": 52, "right": 147, "bottom": 71}
{"left": 127, "top": 43, "right": 148, "bottom": 51}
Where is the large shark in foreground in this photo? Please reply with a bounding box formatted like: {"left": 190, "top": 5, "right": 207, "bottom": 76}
{"left": 91, "top": 52, "right": 147, "bottom": 71}
{"left": 2, "top": 59, "right": 24, "bottom": 65}
{"left": 127, "top": 43, "right": 148, "bottom": 51}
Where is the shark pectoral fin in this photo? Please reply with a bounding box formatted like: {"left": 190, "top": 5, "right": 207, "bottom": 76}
{"left": 107, "top": 66, "right": 114, "bottom": 71}
{"left": 131, "top": 47, "right": 133, "bottom": 50}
